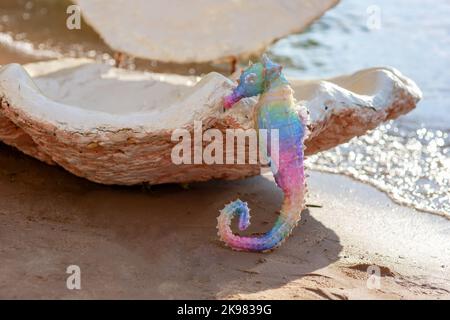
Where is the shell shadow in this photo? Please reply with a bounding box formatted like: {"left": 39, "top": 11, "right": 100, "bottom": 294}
{"left": 0, "top": 143, "right": 342, "bottom": 299}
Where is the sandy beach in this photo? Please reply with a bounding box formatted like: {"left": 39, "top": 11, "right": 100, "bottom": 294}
{"left": 0, "top": 118, "right": 448, "bottom": 299}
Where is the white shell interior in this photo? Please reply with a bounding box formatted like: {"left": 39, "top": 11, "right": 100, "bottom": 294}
{"left": 0, "top": 58, "right": 421, "bottom": 134}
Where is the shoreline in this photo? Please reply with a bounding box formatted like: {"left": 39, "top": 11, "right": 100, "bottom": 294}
{"left": 307, "top": 165, "right": 450, "bottom": 221}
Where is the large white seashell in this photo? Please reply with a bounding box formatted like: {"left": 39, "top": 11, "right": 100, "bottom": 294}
{"left": 0, "top": 59, "right": 421, "bottom": 185}
{"left": 73, "top": 0, "right": 339, "bottom": 63}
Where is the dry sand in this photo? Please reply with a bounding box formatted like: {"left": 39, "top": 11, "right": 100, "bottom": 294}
{"left": 0, "top": 47, "right": 449, "bottom": 299}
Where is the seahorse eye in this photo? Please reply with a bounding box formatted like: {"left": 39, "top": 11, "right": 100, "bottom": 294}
{"left": 244, "top": 73, "right": 257, "bottom": 85}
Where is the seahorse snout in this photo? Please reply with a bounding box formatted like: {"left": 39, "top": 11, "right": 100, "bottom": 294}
{"left": 223, "top": 91, "right": 243, "bottom": 109}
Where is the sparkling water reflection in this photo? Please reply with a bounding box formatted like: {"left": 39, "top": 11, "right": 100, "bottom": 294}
{"left": 270, "top": 0, "right": 450, "bottom": 216}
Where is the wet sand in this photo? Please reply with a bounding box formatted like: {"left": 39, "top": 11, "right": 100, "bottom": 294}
{"left": 0, "top": 48, "right": 449, "bottom": 300}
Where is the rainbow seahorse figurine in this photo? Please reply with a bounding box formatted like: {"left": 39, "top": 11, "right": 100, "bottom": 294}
{"left": 218, "top": 55, "right": 308, "bottom": 252}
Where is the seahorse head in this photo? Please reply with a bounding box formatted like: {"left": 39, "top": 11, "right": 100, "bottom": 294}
{"left": 224, "top": 55, "right": 283, "bottom": 109}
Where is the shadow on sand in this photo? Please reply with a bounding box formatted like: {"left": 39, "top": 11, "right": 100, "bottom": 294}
{"left": 0, "top": 143, "right": 342, "bottom": 299}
